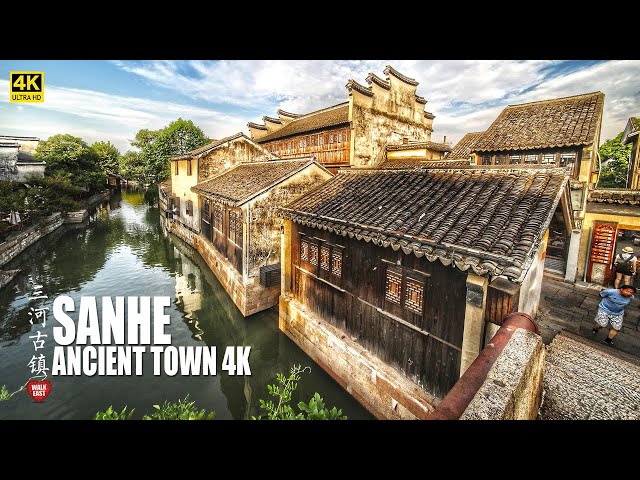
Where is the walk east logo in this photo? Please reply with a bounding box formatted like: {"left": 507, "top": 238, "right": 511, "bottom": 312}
{"left": 10, "top": 72, "right": 44, "bottom": 103}
{"left": 27, "top": 380, "right": 52, "bottom": 402}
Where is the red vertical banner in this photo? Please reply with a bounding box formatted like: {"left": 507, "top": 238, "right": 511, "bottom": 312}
{"left": 587, "top": 222, "right": 617, "bottom": 285}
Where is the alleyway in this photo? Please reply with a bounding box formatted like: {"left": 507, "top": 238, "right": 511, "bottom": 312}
{"left": 537, "top": 277, "right": 640, "bottom": 357}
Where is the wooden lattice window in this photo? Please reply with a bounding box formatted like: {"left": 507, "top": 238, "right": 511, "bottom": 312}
{"left": 560, "top": 152, "right": 577, "bottom": 172}
{"left": 331, "top": 249, "right": 342, "bottom": 276}
{"left": 320, "top": 246, "right": 330, "bottom": 271}
{"left": 509, "top": 154, "right": 521, "bottom": 165}
{"left": 310, "top": 243, "right": 319, "bottom": 266}
{"left": 481, "top": 155, "right": 492, "bottom": 165}
{"left": 495, "top": 154, "right": 508, "bottom": 165}
{"left": 385, "top": 268, "right": 402, "bottom": 304}
{"left": 213, "top": 203, "right": 223, "bottom": 232}
{"left": 541, "top": 153, "right": 556, "bottom": 165}
{"left": 300, "top": 239, "right": 309, "bottom": 262}
{"left": 228, "top": 211, "right": 243, "bottom": 245}
{"left": 524, "top": 154, "right": 539, "bottom": 164}
{"left": 318, "top": 134, "right": 323, "bottom": 146}
{"left": 405, "top": 277, "right": 425, "bottom": 315}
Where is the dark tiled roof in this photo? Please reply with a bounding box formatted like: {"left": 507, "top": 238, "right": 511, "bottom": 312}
{"left": 366, "top": 73, "right": 391, "bottom": 90}
{"left": 170, "top": 132, "right": 254, "bottom": 160}
{"left": 280, "top": 168, "right": 568, "bottom": 282}
{"left": 263, "top": 116, "right": 282, "bottom": 125}
{"left": 277, "top": 109, "right": 300, "bottom": 119}
{"left": 376, "top": 159, "right": 471, "bottom": 170}
{"left": 255, "top": 103, "right": 350, "bottom": 143}
{"left": 588, "top": 189, "right": 640, "bottom": 205}
{"left": 447, "top": 132, "right": 484, "bottom": 159}
{"left": 191, "top": 158, "right": 320, "bottom": 207}
{"left": 424, "top": 112, "right": 435, "bottom": 120}
{"left": 248, "top": 122, "right": 268, "bottom": 130}
{"left": 345, "top": 79, "right": 374, "bottom": 97}
{"left": 384, "top": 66, "right": 419, "bottom": 86}
{"left": 386, "top": 141, "right": 452, "bottom": 153}
{"left": 472, "top": 92, "right": 604, "bottom": 152}
{"left": 415, "top": 95, "right": 427, "bottom": 105}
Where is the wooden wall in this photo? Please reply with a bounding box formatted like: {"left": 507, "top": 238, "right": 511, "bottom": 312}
{"left": 291, "top": 223, "right": 467, "bottom": 399}
{"left": 200, "top": 197, "right": 243, "bottom": 275}
{"left": 261, "top": 126, "right": 350, "bottom": 168}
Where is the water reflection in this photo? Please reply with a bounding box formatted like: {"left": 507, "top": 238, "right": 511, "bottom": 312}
{"left": 0, "top": 187, "right": 371, "bottom": 419}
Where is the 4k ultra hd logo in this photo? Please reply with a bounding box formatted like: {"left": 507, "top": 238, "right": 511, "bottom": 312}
{"left": 10, "top": 72, "right": 44, "bottom": 103}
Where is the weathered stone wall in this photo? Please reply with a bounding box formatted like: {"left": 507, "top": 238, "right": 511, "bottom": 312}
{"left": 248, "top": 165, "right": 330, "bottom": 277}
{"left": 349, "top": 79, "right": 434, "bottom": 167}
{"left": 460, "top": 328, "right": 545, "bottom": 420}
{"left": 164, "top": 217, "right": 279, "bottom": 316}
{"left": 198, "top": 137, "right": 276, "bottom": 182}
{"left": 13, "top": 163, "right": 45, "bottom": 181}
{"left": 0, "top": 145, "right": 19, "bottom": 180}
{"left": 279, "top": 295, "right": 438, "bottom": 419}
{"left": 0, "top": 213, "right": 64, "bottom": 267}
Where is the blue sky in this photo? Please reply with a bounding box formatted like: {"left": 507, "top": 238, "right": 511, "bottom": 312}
{"left": 0, "top": 60, "right": 638, "bottom": 152}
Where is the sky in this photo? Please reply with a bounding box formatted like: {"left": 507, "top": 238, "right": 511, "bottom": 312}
{"left": 0, "top": 60, "right": 638, "bottom": 153}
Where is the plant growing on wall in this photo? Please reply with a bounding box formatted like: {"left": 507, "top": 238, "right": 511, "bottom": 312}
{"left": 252, "top": 365, "right": 347, "bottom": 420}
{"left": 249, "top": 174, "right": 324, "bottom": 275}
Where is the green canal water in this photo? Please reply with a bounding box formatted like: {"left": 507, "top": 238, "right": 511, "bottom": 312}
{"left": 0, "top": 188, "right": 371, "bottom": 419}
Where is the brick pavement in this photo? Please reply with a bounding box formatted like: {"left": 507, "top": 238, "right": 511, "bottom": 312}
{"left": 537, "top": 276, "right": 640, "bottom": 357}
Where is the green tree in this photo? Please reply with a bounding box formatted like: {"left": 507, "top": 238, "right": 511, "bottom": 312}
{"left": 0, "top": 181, "right": 26, "bottom": 212}
{"left": 132, "top": 119, "right": 208, "bottom": 184}
{"left": 598, "top": 132, "right": 632, "bottom": 188}
{"left": 23, "top": 176, "right": 83, "bottom": 218}
{"left": 35, "top": 134, "right": 105, "bottom": 192}
{"left": 92, "top": 141, "right": 121, "bottom": 175}
{"left": 119, "top": 151, "right": 145, "bottom": 181}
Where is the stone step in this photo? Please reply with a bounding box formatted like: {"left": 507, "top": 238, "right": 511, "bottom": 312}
{"left": 540, "top": 332, "right": 640, "bottom": 420}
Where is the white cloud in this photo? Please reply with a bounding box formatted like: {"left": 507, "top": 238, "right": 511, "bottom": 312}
{"left": 1, "top": 61, "right": 638, "bottom": 153}
{"left": 0, "top": 79, "right": 247, "bottom": 151}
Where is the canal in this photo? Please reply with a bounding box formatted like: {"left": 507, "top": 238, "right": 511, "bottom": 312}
{"left": 0, "top": 188, "right": 371, "bottom": 419}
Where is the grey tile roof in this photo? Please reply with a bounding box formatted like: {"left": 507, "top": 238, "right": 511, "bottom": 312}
{"left": 376, "top": 159, "right": 471, "bottom": 170}
{"left": 280, "top": 168, "right": 569, "bottom": 282}
{"left": 191, "top": 158, "right": 319, "bottom": 207}
{"left": 386, "top": 141, "right": 452, "bottom": 153}
{"left": 472, "top": 92, "right": 604, "bottom": 152}
{"left": 253, "top": 103, "right": 350, "bottom": 143}
{"left": 589, "top": 189, "right": 640, "bottom": 205}
{"left": 447, "top": 132, "right": 484, "bottom": 160}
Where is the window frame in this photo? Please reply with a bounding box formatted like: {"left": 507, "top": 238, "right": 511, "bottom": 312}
{"left": 187, "top": 159, "right": 192, "bottom": 176}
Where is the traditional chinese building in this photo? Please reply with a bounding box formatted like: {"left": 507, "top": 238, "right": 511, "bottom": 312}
{"left": 166, "top": 132, "right": 278, "bottom": 233}
{"left": 383, "top": 139, "right": 452, "bottom": 165}
{"left": 278, "top": 166, "right": 571, "bottom": 419}
{"left": 185, "top": 158, "right": 332, "bottom": 316}
{"left": 577, "top": 117, "right": 640, "bottom": 286}
{"left": 248, "top": 66, "right": 439, "bottom": 172}
{"left": 0, "top": 135, "right": 45, "bottom": 181}
{"left": 456, "top": 92, "right": 605, "bottom": 281}
{"left": 445, "top": 131, "right": 484, "bottom": 162}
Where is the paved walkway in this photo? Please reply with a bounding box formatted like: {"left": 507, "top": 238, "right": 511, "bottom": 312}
{"left": 540, "top": 332, "right": 640, "bottom": 419}
{"left": 537, "top": 277, "right": 640, "bottom": 357}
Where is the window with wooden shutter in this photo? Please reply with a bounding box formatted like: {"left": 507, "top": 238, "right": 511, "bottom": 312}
{"left": 228, "top": 211, "right": 243, "bottom": 245}
{"left": 300, "top": 239, "right": 309, "bottom": 262}
{"left": 385, "top": 267, "right": 402, "bottom": 305}
{"left": 331, "top": 248, "right": 342, "bottom": 277}
{"left": 310, "top": 243, "right": 319, "bottom": 266}
{"left": 405, "top": 277, "right": 425, "bottom": 315}
{"left": 174, "top": 161, "right": 179, "bottom": 175}
{"left": 320, "top": 245, "right": 330, "bottom": 271}
{"left": 187, "top": 160, "right": 192, "bottom": 176}
{"left": 213, "top": 203, "right": 223, "bottom": 232}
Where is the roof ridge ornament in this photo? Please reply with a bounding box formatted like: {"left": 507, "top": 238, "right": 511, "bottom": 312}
{"left": 345, "top": 79, "right": 373, "bottom": 97}
{"left": 365, "top": 72, "right": 391, "bottom": 90}
{"left": 383, "top": 66, "right": 419, "bottom": 86}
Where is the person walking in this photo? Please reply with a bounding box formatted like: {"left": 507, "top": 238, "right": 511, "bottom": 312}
{"left": 613, "top": 246, "right": 637, "bottom": 288}
{"left": 592, "top": 284, "right": 636, "bottom": 346}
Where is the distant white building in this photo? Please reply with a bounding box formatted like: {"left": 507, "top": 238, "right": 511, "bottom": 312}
{"left": 0, "top": 136, "right": 46, "bottom": 181}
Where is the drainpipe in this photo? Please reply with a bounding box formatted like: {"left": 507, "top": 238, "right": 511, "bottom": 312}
{"left": 427, "top": 312, "right": 538, "bottom": 420}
